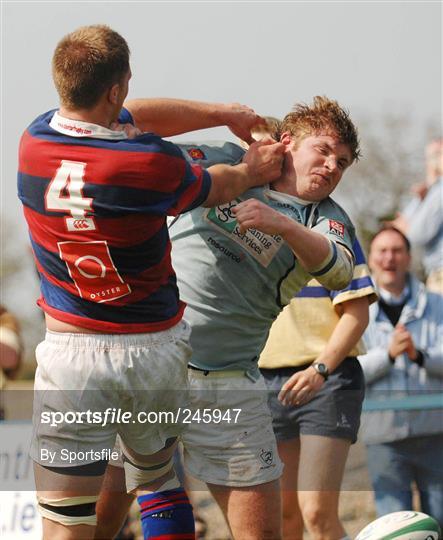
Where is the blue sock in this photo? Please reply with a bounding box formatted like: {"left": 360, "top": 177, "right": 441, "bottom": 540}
{"left": 137, "top": 488, "right": 195, "bottom": 540}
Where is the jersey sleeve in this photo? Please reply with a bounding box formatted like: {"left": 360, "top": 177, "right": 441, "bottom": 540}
{"left": 330, "top": 238, "right": 377, "bottom": 306}
{"left": 311, "top": 209, "right": 355, "bottom": 256}
{"left": 118, "top": 107, "right": 134, "bottom": 125}
{"left": 169, "top": 162, "right": 212, "bottom": 215}
{"left": 178, "top": 141, "right": 245, "bottom": 167}
{"left": 168, "top": 140, "right": 245, "bottom": 215}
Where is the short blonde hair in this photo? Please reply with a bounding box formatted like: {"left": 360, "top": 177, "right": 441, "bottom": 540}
{"left": 52, "top": 25, "right": 130, "bottom": 109}
{"left": 281, "top": 96, "right": 361, "bottom": 161}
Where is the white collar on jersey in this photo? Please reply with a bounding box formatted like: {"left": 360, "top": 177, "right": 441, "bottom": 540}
{"left": 263, "top": 186, "right": 319, "bottom": 228}
{"left": 263, "top": 186, "right": 312, "bottom": 206}
{"left": 49, "top": 111, "right": 128, "bottom": 140}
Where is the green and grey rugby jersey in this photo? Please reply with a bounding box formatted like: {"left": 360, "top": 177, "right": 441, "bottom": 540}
{"left": 172, "top": 142, "right": 355, "bottom": 371}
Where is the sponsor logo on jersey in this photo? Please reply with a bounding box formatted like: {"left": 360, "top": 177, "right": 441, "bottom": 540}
{"left": 329, "top": 219, "right": 345, "bottom": 238}
{"left": 187, "top": 148, "right": 206, "bottom": 161}
{"left": 207, "top": 236, "right": 243, "bottom": 263}
{"left": 56, "top": 121, "right": 92, "bottom": 135}
{"left": 58, "top": 241, "right": 131, "bottom": 303}
{"left": 65, "top": 217, "right": 97, "bottom": 232}
{"left": 205, "top": 199, "right": 283, "bottom": 268}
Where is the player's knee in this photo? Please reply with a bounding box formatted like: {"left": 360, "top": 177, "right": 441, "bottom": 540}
{"left": 95, "top": 493, "right": 133, "bottom": 540}
{"left": 301, "top": 499, "right": 335, "bottom": 532}
{"left": 122, "top": 451, "right": 179, "bottom": 493}
{"left": 37, "top": 494, "right": 99, "bottom": 527}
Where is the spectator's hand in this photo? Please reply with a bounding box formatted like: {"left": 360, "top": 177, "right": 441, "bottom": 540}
{"left": 278, "top": 366, "right": 324, "bottom": 406}
{"left": 225, "top": 103, "right": 266, "bottom": 144}
{"left": 242, "top": 139, "right": 285, "bottom": 186}
{"left": 395, "top": 323, "right": 420, "bottom": 361}
{"left": 384, "top": 213, "right": 408, "bottom": 234}
{"left": 389, "top": 324, "right": 417, "bottom": 359}
{"left": 233, "top": 198, "right": 287, "bottom": 234}
{"left": 110, "top": 122, "right": 143, "bottom": 139}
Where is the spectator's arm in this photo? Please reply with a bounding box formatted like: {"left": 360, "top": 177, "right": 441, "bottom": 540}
{"left": 423, "top": 346, "right": 443, "bottom": 379}
{"left": 358, "top": 346, "right": 393, "bottom": 384}
{"left": 403, "top": 190, "right": 443, "bottom": 246}
{"left": 0, "top": 310, "right": 22, "bottom": 379}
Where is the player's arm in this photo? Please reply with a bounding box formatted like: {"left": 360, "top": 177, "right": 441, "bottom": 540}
{"left": 279, "top": 296, "right": 370, "bottom": 405}
{"left": 233, "top": 199, "right": 354, "bottom": 290}
{"left": 203, "top": 140, "right": 285, "bottom": 207}
{"left": 124, "top": 98, "right": 264, "bottom": 142}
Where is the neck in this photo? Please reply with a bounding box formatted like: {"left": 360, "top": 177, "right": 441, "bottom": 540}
{"left": 379, "top": 279, "right": 407, "bottom": 298}
{"left": 59, "top": 104, "right": 115, "bottom": 129}
{"left": 271, "top": 175, "right": 298, "bottom": 196}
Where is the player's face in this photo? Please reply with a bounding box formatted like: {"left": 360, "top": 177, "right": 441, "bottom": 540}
{"left": 281, "top": 133, "right": 352, "bottom": 201}
{"left": 369, "top": 230, "right": 411, "bottom": 290}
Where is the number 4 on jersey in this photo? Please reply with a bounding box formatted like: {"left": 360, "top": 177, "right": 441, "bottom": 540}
{"left": 45, "top": 160, "right": 96, "bottom": 231}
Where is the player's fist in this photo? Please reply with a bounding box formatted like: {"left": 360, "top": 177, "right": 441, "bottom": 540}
{"left": 233, "top": 198, "right": 287, "bottom": 235}
{"left": 243, "top": 139, "right": 285, "bottom": 185}
{"left": 224, "top": 103, "right": 266, "bottom": 144}
{"left": 110, "top": 122, "right": 143, "bottom": 139}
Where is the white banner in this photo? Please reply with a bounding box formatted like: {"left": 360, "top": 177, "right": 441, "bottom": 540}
{"left": 0, "top": 422, "right": 41, "bottom": 538}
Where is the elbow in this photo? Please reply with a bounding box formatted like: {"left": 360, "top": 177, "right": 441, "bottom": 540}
{"left": 325, "top": 270, "right": 353, "bottom": 291}
{"left": 314, "top": 264, "right": 353, "bottom": 291}
{"left": 309, "top": 242, "right": 354, "bottom": 291}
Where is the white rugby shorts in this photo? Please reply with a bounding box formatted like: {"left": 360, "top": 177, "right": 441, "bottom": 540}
{"left": 31, "top": 321, "right": 192, "bottom": 468}
{"left": 181, "top": 368, "right": 283, "bottom": 487}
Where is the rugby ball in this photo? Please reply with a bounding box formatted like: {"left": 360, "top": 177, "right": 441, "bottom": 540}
{"left": 355, "top": 511, "right": 441, "bottom": 540}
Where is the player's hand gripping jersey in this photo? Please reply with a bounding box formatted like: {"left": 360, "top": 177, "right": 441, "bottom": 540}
{"left": 18, "top": 110, "right": 211, "bottom": 332}
{"left": 171, "top": 143, "right": 355, "bottom": 371}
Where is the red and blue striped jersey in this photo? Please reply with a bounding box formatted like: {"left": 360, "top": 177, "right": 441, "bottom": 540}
{"left": 17, "top": 109, "right": 211, "bottom": 333}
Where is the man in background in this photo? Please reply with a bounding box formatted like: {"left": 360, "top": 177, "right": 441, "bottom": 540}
{"left": 359, "top": 227, "right": 443, "bottom": 528}
{"left": 390, "top": 138, "right": 443, "bottom": 294}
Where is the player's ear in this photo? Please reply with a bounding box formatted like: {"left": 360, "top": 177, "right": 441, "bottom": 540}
{"left": 280, "top": 131, "right": 292, "bottom": 145}
{"left": 108, "top": 83, "right": 120, "bottom": 105}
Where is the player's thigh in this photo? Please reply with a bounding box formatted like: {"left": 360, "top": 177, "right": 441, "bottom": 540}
{"left": 119, "top": 321, "right": 192, "bottom": 457}
{"left": 208, "top": 480, "right": 281, "bottom": 539}
{"left": 297, "top": 434, "right": 351, "bottom": 491}
{"left": 278, "top": 438, "right": 301, "bottom": 508}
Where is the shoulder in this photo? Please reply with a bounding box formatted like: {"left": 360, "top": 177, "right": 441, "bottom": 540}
{"left": 125, "top": 133, "right": 186, "bottom": 160}
{"left": 178, "top": 141, "right": 245, "bottom": 167}
{"left": 320, "top": 197, "right": 354, "bottom": 227}
{"left": 423, "top": 290, "right": 443, "bottom": 319}
{"left": 315, "top": 197, "right": 356, "bottom": 243}
{"left": 25, "top": 109, "right": 57, "bottom": 133}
